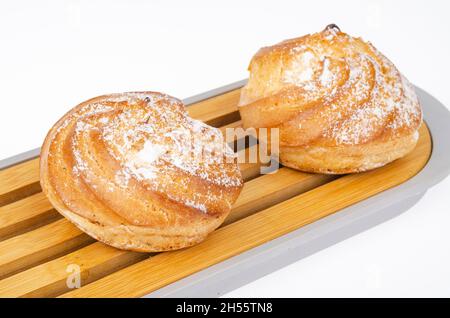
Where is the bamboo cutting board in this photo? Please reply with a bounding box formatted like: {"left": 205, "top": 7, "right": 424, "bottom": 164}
{"left": 0, "top": 85, "right": 432, "bottom": 298}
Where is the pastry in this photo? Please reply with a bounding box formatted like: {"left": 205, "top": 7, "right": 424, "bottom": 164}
{"left": 238, "top": 24, "right": 423, "bottom": 174}
{"left": 40, "top": 92, "right": 243, "bottom": 252}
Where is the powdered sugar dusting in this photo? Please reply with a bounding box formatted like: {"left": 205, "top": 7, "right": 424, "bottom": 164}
{"left": 332, "top": 44, "right": 421, "bottom": 145}
{"left": 284, "top": 50, "right": 317, "bottom": 87}
{"left": 136, "top": 141, "right": 166, "bottom": 165}
{"left": 242, "top": 27, "right": 422, "bottom": 146}
{"left": 320, "top": 57, "right": 334, "bottom": 87}
{"left": 67, "top": 92, "right": 242, "bottom": 215}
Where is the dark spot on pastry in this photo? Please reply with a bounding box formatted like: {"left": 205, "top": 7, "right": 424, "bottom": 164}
{"left": 324, "top": 24, "right": 341, "bottom": 32}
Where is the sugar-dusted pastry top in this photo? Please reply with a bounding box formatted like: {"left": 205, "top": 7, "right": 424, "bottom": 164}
{"left": 40, "top": 92, "right": 243, "bottom": 251}
{"left": 239, "top": 25, "right": 422, "bottom": 148}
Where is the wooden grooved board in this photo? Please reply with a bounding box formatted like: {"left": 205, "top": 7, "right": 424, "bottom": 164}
{"left": 225, "top": 169, "right": 336, "bottom": 226}
{"left": 0, "top": 159, "right": 41, "bottom": 207}
{"left": 0, "top": 84, "right": 432, "bottom": 298}
{"left": 0, "top": 165, "right": 333, "bottom": 296}
{"left": 0, "top": 218, "right": 94, "bottom": 281}
{"left": 0, "top": 242, "right": 148, "bottom": 298}
{"left": 60, "top": 124, "right": 431, "bottom": 298}
{"left": 187, "top": 89, "right": 240, "bottom": 127}
{"left": 0, "top": 192, "right": 59, "bottom": 241}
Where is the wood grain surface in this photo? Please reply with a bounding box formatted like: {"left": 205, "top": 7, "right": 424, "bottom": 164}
{"left": 0, "top": 87, "right": 432, "bottom": 297}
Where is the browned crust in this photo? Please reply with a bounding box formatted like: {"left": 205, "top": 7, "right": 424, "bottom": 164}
{"left": 238, "top": 27, "right": 422, "bottom": 174}
{"left": 40, "top": 92, "right": 243, "bottom": 252}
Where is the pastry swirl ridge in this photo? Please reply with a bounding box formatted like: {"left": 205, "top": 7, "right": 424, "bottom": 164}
{"left": 40, "top": 92, "right": 243, "bottom": 252}
{"left": 238, "top": 26, "right": 422, "bottom": 173}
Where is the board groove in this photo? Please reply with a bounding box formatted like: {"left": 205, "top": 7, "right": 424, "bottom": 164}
{"left": 0, "top": 87, "right": 432, "bottom": 298}
{"left": 0, "top": 192, "right": 60, "bottom": 242}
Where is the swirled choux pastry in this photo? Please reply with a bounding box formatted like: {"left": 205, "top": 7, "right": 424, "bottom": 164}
{"left": 238, "top": 25, "right": 422, "bottom": 174}
{"left": 40, "top": 92, "right": 243, "bottom": 252}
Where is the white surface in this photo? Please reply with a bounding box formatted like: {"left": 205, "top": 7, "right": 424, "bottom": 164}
{"left": 1, "top": 0, "right": 449, "bottom": 297}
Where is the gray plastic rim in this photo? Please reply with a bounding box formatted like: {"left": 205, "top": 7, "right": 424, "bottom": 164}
{"left": 0, "top": 81, "right": 449, "bottom": 298}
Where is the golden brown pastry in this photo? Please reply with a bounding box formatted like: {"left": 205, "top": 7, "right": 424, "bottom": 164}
{"left": 40, "top": 92, "right": 243, "bottom": 252}
{"left": 238, "top": 25, "right": 422, "bottom": 174}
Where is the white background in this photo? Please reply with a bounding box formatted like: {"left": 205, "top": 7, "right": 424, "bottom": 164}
{"left": 1, "top": 0, "right": 449, "bottom": 297}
